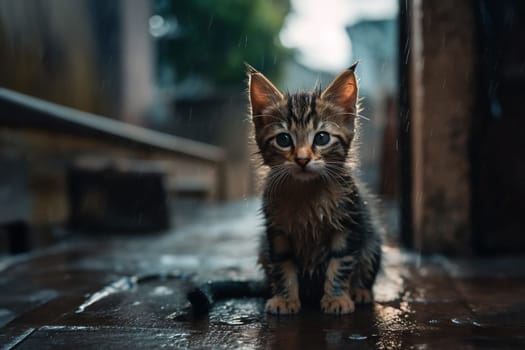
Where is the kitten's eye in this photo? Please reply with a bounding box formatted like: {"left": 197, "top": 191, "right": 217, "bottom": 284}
{"left": 275, "top": 133, "right": 292, "bottom": 148}
{"left": 313, "top": 132, "right": 330, "bottom": 146}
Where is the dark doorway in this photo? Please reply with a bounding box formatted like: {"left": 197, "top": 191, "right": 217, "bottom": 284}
{"left": 472, "top": 0, "right": 525, "bottom": 253}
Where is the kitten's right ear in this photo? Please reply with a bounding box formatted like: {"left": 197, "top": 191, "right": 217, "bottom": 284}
{"left": 320, "top": 63, "right": 358, "bottom": 115}
{"left": 246, "top": 64, "right": 284, "bottom": 129}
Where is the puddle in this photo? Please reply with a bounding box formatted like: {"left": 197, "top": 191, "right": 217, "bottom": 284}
{"left": 210, "top": 299, "right": 264, "bottom": 326}
{"left": 347, "top": 334, "right": 368, "bottom": 340}
{"left": 160, "top": 255, "right": 200, "bottom": 269}
{"left": 374, "top": 304, "right": 417, "bottom": 332}
{"left": 450, "top": 317, "right": 483, "bottom": 327}
{"left": 41, "top": 325, "right": 95, "bottom": 331}
{"left": 149, "top": 286, "right": 175, "bottom": 297}
{"left": 217, "top": 317, "right": 252, "bottom": 326}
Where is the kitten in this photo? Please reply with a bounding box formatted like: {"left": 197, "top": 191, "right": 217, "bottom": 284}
{"left": 248, "top": 63, "right": 382, "bottom": 315}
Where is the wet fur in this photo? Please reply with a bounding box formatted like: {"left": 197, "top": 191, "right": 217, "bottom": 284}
{"left": 248, "top": 64, "right": 382, "bottom": 315}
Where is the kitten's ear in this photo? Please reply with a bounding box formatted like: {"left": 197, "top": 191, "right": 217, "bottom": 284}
{"left": 246, "top": 64, "right": 284, "bottom": 128}
{"left": 321, "top": 62, "right": 359, "bottom": 115}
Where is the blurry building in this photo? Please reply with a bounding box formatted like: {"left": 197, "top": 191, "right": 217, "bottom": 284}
{"left": 0, "top": 0, "right": 153, "bottom": 125}
{"left": 0, "top": 1, "right": 229, "bottom": 254}
{"left": 0, "top": 0, "right": 292, "bottom": 252}
{"left": 400, "top": 0, "right": 525, "bottom": 254}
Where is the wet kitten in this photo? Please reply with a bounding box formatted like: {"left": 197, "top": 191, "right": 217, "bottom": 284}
{"left": 248, "top": 63, "right": 382, "bottom": 315}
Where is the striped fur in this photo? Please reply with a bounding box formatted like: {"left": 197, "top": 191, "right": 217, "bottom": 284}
{"left": 248, "top": 64, "right": 382, "bottom": 315}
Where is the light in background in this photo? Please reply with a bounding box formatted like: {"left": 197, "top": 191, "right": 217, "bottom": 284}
{"left": 280, "top": 0, "right": 398, "bottom": 72}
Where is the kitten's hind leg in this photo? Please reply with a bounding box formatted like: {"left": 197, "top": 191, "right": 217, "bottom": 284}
{"left": 350, "top": 247, "right": 381, "bottom": 304}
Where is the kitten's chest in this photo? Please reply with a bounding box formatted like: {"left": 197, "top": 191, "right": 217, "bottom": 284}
{"left": 268, "top": 191, "right": 342, "bottom": 273}
{"left": 266, "top": 184, "right": 345, "bottom": 233}
{"left": 265, "top": 182, "right": 351, "bottom": 272}
{"left": 289, "top": 235, "right": 331, "bottom": 273}
{"left": 270, "top": 201, "right": 334, "bottom": 233}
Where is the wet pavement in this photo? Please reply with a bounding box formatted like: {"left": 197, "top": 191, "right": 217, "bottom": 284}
{"left": 1, "top": 199, "right": 525, "bottom": 349}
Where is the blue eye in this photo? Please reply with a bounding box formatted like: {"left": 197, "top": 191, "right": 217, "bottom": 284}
{"left": 275, "top": 133, "right": 292, "bottom": 148}
{"left": 313, "top": 132, "right": 330, "bottom": 146}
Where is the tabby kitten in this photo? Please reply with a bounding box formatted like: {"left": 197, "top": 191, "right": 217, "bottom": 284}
{"left": 248, "top": 63, "right": 382, "bottom": 315}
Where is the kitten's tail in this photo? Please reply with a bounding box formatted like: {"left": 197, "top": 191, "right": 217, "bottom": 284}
{"left": 187, "top": 280, "right": 269, "bottom": 316}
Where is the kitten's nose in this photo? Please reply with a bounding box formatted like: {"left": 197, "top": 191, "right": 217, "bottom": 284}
{"left": 295, "top": 157, "right": 310, "bottom": 168}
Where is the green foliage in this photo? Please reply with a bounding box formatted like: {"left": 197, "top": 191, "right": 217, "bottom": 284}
{"left": 156, "top": 0, "right": 290, "bottom": 86}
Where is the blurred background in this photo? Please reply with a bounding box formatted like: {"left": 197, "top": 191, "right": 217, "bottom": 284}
{"left": 0, "top": 0, "right": 524, "bottom": 257}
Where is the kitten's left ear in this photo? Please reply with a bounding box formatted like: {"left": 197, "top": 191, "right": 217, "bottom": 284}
{"left": 246, "top": 64, "right": 284, "bottom": 130}
{"left": 321, "top": 62, "right": 359, "bottom": 115}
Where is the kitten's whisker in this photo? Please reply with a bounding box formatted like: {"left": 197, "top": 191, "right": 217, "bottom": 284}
{"left": 323, "top": 161, "right": 350, "bottom": 170}
{"left": 323, "top": 162, "right": 347, "bottom": 170}
{"left": 250, "top": 150, "right": 263, "bottom": 157}
{"left": 324, "top": 171, "right": 346, "bottom": 186}
{"left": 274, "top": 172, "right": 288, "bottom": 194}
{"left": 321, "top": 167, "right": 342, "bottom": 181}
{"left": 266, "top": 166, "right": 290, "bottom": 196}
{"left": 324, "top": 165, "right": 345, "bottom": 176}
{"left": 267, "top": 169, "right": 282, "bottom": 188}
{"left": 322, "top": 166, "right": 348, "bottom": 185}
{"left": 272, "top": 175, "right": 287, "bottom": 196}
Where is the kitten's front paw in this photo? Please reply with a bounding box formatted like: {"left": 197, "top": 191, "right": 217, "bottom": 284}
{"left": 321, "top": 294, "right": 355, "bottom": 314}
{"left": 265, "top": 296, "right": 301, "bottom": 315}
{"left": 351, "top": 288, "right": 374, "bottom": 304}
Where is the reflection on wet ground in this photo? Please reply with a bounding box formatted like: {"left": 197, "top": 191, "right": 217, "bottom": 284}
{"left": 1, "top": 199, "right": 525, "bottom": 349}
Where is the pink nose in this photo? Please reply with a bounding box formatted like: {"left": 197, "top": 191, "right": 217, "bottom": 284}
{"left": 295, "top": 157, "right": 310, "bottom": 167}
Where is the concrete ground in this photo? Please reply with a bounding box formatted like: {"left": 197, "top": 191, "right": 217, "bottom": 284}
{"left": 1, "top": 199, "right": 525, "bottom": 349}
